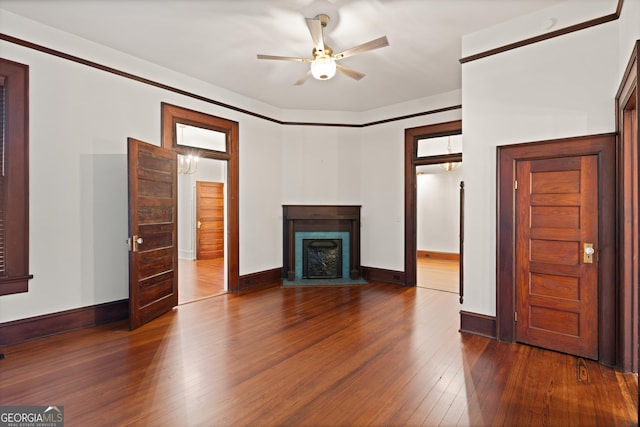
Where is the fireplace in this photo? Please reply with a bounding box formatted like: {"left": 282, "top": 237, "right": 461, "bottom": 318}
{"left": 282, "top": 205, "right": 361, "bottom": 281}
{"left": 303, "top": 239, "right": 343, "bottom": 279}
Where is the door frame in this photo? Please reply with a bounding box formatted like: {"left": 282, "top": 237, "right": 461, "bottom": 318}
{"left": 161, "top": 103, "right": 240, "bottom": 292}
{"left": 497, "top": 134, "right": 616, "bottom": 366}
{"left": 616, "top": 40, "right": 638, "bottom": 372}
{"left": 404, "top": 120, "right": 462, "bottom": 286}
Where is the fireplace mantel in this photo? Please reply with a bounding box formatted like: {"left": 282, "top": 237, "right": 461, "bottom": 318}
{"left": 282, "top": 205, "right": 361, "bottom": 281}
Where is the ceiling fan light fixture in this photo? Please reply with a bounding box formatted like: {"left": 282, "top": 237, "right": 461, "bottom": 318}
{"left": 257, "top": 12, "right": 389, "bottom": 85}
{"left": 311, "top": 55, "right": 336, "bottom": 80}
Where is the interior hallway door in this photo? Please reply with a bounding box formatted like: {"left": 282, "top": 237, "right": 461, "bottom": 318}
{"left": 127, "top": 138, "right": 178, "bottom": 329}
{"left": 515, "top": 155, "right": 598, "bottom": 359}
{"left": 196, "top": 181, "right": 224, "bottom": 260}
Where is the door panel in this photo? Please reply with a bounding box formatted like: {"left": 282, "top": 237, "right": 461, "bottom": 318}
{"left": 128, "top": 138, "right": 178, "bottom": 330}
{"left": 196, "top": 181, "right": 224, "bottom": 260}
{"left": 516, "top": 155, "right": 598, "bottom": 359}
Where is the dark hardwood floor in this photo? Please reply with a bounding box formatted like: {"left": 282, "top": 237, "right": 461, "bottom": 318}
{"left": 178, "top": 257, "right": 225, "bottom": 304}
{"left": 0, "top": 282, "right": 636, "bottom": 426}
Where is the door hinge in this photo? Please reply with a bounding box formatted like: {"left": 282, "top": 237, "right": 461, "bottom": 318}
{"left": 514, "top": 180, "right": 518, "bottom": 190}
{"left": 514, "top": 311, "right": 518, "bottom": 322}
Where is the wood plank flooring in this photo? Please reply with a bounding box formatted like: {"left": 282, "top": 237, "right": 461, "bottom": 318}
{"left": 416, "top": 257, "right": 459, "bottom": 294}
{"left": 178, "top": 257, "right": 225, "bottom": 304}
{"left": 0, "top": 283, "right": 636, "bottom": 426}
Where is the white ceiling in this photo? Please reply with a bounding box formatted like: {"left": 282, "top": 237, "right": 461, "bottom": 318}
{"left": 1, "top": 0, "right": 579, "bottom": 112}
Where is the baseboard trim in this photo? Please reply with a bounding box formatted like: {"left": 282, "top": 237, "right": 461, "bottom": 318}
{"left": 459, "top": 310, "right": 497, "bottom": 339}
{"left": 0, "top": 299, "right": 128, "bottom": 347}
{"left": 417, "top": 250, "right": 460, "bottom": 261}
{"left": 361, "top": 266, "right": 406, "bottom": 285}
{"left": 239, "top": 268, "right": 282, "bottom": 291}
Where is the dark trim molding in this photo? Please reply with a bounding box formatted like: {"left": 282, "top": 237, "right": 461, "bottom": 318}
{"left": 460, "top": 0, "right": 623, "bottom": 64}
{"left": 361, "top": 266, "right": 406, "bottom": 286}
{"left": 615, "top": 40, "right": 638, "bottom": 372}
{"left": 417, "top": 250, "right": 460, "bottom": 261}
{"left": 0, "top": 1, "right": 625, "bottom": 122}
{"left": 239, "top": 268, "right": 282, "bottom": 291}
{"left": 405, "top": 120, "right": 463, "bottom": 286}
{"left": 0, "top": 33, "right": 280, "bottom": 124}
{"left": 0, "top": 299, "right": 128, "bottom": 347}
{"left": 0, "top": 33, "right": 460, "bottom": 128}
{"left": 459, "top": 311, "right": 497, "bottom": 339}
{"left": 360, "top": 105, "right": 461, "bottom": 127}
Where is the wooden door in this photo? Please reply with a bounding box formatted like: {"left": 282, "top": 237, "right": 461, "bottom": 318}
{"left": 196, "top": 181, "right": 224, "bottom": 260}
{"left": 128, "top": 138, "right": 178, "bottom": 330}
{"left": 515, "top": 155, "right": 598, "bottom": 359}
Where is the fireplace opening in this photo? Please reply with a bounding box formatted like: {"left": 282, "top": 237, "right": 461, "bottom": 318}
{"left": 303, "top": 239, "right": 343, "bottom": 279}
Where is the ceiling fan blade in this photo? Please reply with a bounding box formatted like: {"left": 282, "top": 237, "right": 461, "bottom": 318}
{"left": 336, "top": 64, "right": 365, "bottom": 80}
{"left": 305, "top": 17, "right": 326, "bottom": 53}
{"left": 257, "top": 54, "right": 312, "bottom": 62}
{"left": 294, "top": 70, "right": 313, "bottom": 86}
{"left": 334, "top": 36, "right": 389, "bottom": 60}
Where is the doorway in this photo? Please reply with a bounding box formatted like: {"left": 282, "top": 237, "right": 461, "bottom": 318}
{"left": 497, "top": 134, "right": 616, "bottom": 364}
{"left": 161, "top": 102, "right": 239, "bottom": 299}
{"left": 404, "top": 120, "right": 462, "bottom": 293}
{"left": 415, "top": 134, "right": 462, "bottom": 294}
{"left": 177, "top": 157, "right": 227, "bottom": 304}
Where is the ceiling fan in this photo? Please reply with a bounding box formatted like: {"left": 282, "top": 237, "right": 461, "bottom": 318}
{"left": 257, "top": 14, "right": 389, "bottom": 85}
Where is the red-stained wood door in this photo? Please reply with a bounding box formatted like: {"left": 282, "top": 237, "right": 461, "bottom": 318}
{"left": 128, "top": 138, "right": 178, "bottom": 330}
{"left": 196, "top": 181, "right": 224, "bottom": 260}
{"left": 515, "top": 155, "right": 598, "bottom": 359}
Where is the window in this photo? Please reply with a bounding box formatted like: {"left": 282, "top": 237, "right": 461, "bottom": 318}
{"left": 0, "top": 58, "right": 32, "bottom": 295}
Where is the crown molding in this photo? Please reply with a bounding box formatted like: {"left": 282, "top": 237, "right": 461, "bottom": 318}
{"left": 460, "top": 0, "right": 623, "bottom": 64}
{"left": 0, "top": 32, "right": 460, "bottom": 128}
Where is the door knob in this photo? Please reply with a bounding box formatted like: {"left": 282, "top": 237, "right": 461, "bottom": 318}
{"left": 583, "top": 243, "right": 594, "bottom": 264}
{"left": 129, "top": 235, "right": 143, "bottom": 252}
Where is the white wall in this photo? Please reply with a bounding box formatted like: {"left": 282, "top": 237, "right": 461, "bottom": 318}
{"left": 618, "top": 0, "right": 640, "bottom": 81}
{"left": 281, "top": 125, "right": 362, "bottom": 205}
{"left": 0, "top": 10, "right": 283, "bottom": 323}
{"left": 460, "top": 2, "right": 636, "bottom": 316}
{"left": 358, "top": 93, "right": 462, "bottom": 271}
{"left": 417, "top": 167, "right": 462, "bottom": 253}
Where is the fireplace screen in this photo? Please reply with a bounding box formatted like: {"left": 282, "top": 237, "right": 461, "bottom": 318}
{"left": 303, "top": 239, "right": 343, "bottom": 279}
